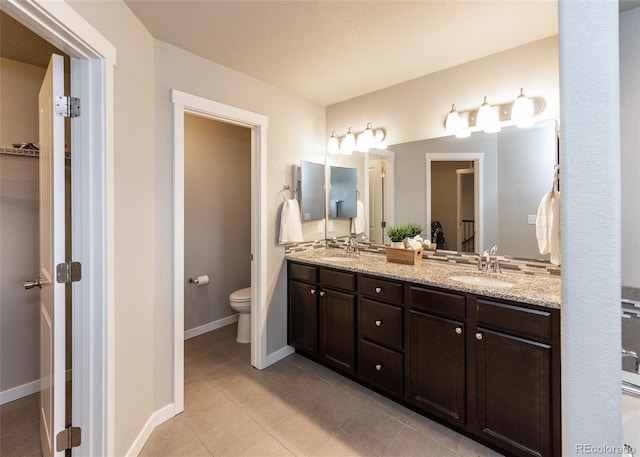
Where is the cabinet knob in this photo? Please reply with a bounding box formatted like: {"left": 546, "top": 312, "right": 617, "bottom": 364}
{"left": 455, "top": 327, "right": 463, "bottom": 335}
{"left": 375, "top": 287, "right": 383, "bottom": 294}
{"left": 475, "top": 332, "right": 483, "bottom": 340}
{"left": 375, "top": 320, "right": 383, "bottom": 327}
{"left": 375, "top": 364, "right": 383, "bottom": 371}
{"left": 310, "top": 289, "right": 316, "bottom": 295}
{"left": 320, "top": 291, "right": 325, "bottom": 297}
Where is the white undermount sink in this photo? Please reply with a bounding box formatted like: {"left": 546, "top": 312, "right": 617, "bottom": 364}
{"left": 320, "top": 256, "right": 358, "bottom": 262}
{"left": 449, "top": 275, "right": 514, "bottom": 288}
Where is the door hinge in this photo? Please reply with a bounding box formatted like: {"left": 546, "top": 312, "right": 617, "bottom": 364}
{"left": 56, "top": 261, "right": 81, "bottom": 284}
{"left": 56, "top": 426, "right": 81, "bottom": 451}
{"left": 55, "top": 96, "right": 80, "bottom": 118}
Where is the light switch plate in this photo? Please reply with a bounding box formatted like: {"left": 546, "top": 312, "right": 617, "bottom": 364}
{"left": 317, "top": 220, "right": 324, "bottom": 233}
{"left": 528, "top": 214, "right": 537, "bottom": 225}
{"left": 327, "top": 220, "right": 334, "bottom": 232}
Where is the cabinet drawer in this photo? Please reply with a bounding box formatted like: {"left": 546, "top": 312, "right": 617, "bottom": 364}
{"left": 476, "top": 298, "right": 552, "bottom": 341}
{"left": 360, "top": 299, "right": 403, "bottom": 350}
{"left": 359, "top": 340, "right": 403, "bottom": 398}
{"left": 320, "top": 268, "right": 356, "bottom": 292}
{"left": 361, "top": 276, "right": 403, "bottom": 305}
{"left": 289, "top": 262, "right": 318, "bottom": 283}
{"left": 410, "top": 286, "right": 465, "bottom": 320}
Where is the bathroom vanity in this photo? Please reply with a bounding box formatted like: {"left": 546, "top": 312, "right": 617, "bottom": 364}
{"left": 286, "top": 249, "right": 561, "bottom": 457}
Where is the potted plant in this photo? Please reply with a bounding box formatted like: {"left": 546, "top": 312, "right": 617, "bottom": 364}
{"left": 386, "top": 225, "right": 410, "bottom": 248}
{"left": 405, "top": 223, "right": 424, "bottom": 240}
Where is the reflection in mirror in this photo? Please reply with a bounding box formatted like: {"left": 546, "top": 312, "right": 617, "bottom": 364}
{"left": 329, "top": 165, "right": 357, "bottom": 218}
{"left": 329, "top": 119, "right": 558, "bottom": 261}
{"left": 298, "top": 160, "right": 325, "bottom": 221}
{"left": 394, "top": 119, "right": 558, "bottom": 259}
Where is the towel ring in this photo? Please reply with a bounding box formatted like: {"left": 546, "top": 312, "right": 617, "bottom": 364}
{"left": 280, "top": 185, "right": 295, "bottom": 201}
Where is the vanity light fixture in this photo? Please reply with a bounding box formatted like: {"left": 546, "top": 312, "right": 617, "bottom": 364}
{"left": 476, "top": 96, "right": 501, "bottom": 133}
{"left": 444, "top": 89, "right": 545, "bottom": 138}
{"left": 511, "top": 88, "right": 535, "bottom": 128}
{"left": 328, "top": 123, "right": 387, "bottom": 154}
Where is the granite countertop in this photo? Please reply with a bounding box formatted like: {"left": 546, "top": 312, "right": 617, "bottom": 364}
{"left": 286, "top": 248, "right": 561, "bottom": 309}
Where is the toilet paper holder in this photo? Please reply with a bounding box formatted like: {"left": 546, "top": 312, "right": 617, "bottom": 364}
{"left": 187, "top": 275, "right": 210, "bottom": 286}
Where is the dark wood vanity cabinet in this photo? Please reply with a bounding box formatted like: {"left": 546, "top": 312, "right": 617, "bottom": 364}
{"left": 287, "top": 260, "right": 561, "bottom": 457}
{"left": 358, "top": 276, "right": 405, "bottom": 397}
{"left": 287, "top": 262, "right": 357, "bottom": 373}
{"left": 470, "top": 298, "right": 560, "bottom": 457}
{"left": 288, "top": 263, "right": 320, "bottom": 356}
{"left": 407, "top": 286, "right": 466, "bottom": 427}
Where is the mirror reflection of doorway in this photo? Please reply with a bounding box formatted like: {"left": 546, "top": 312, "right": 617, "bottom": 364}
{"left": 367, "top": 151, "right": 395, "bottom": 244}
{"left": 456, "top": 167, "right": 475, "bottom": 252}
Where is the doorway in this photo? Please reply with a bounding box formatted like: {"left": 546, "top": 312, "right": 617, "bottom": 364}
{"left": 0, "top": 1, "right": 115, "bottom": 455}
{"left": 172, "top": 89, "right": 268, "bottom": 415}
{"left": 426, "top": 152, "right": 484, "bottom": 253}
{"left": 183, "top": 115, "right": 251, "bottom": 340}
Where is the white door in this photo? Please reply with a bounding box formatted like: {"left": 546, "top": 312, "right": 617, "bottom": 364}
{"left": 368, "top": 159, "right": 384, "bottom": 244}
{"left": 38, "top": 54, "right": 67, "bottom": 457}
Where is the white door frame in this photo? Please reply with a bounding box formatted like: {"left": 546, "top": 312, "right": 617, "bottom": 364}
{"left": 1, "top": 1, "right": 115, "bottom": 455}
{"left": 171, "top": 90, "right": 268, "bottom": 414}
{"left": 426, "top": 153, "right": 484, "bottom": 252}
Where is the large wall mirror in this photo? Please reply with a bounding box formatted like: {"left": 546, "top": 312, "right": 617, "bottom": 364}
{"left": 326, "top": 119, "right": 559, "bottom": 261}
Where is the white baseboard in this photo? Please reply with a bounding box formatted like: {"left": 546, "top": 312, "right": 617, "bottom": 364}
{"left": 0, "top": 369, "right": 72, "bottom": 405}
{"left": 124, "top": 404, "right": 175, "bottom": 457}
{"left": 184, "top": 314, "right": 238, "bottom": 340}
{"left": 0, "top": 379, "right": 40, "bottom": 405}
{"left": 264, "top": 345, "right": 295, "bottom": 367}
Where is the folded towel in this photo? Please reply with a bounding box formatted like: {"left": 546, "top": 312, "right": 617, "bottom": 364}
{"left": 350, "top": 199, "right": 366, "bottom": 235}
{"left": 279, "top": 199, "right": 303, "bottom": 244}
{"left": 536, "top": 189, "right": 561, "bottom": 265}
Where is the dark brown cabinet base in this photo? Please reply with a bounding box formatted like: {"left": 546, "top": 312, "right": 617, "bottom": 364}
{"left": 288, "top": 260, "right": 561, "bottom": 457}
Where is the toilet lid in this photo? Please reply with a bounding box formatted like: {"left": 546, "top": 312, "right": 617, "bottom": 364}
{"left": 230, "top": 287, "right": 251, "bottom": 302}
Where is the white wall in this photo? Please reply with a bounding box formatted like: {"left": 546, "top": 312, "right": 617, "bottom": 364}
{"left": 326, "top": 36, "right": 559, "bottom": 146}
{"left": 152, "top": 40, "right": 326, "bottom": 409}
{"left": 559, "top": 0, "right": 621, "bottom": 452}
{"left": 620, "top": 7, "right": 640, "bottom": 289}
{"left": 184, "top": 115, "right": 251, "bottom": 331}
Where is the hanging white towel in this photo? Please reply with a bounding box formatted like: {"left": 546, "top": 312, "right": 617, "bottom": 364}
{"left": 279, "top": 199, "right": 303, "bottom": 244}
{"left": 351, "top": 199, "right": 366, "bottom": 235}
{"left": 536, "top": 169, "right": 561, "bottom": 265}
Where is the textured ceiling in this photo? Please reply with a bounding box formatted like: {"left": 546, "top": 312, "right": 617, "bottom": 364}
{"left": 124, "top": 0, "right": 559, "bottom": 106}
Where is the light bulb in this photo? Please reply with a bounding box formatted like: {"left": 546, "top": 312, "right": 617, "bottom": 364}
{"left": 477, "top": 96, "right": 500, "bottom": 133}
{"left": 445, "top": 104, "right": 461, "bottom": 135}
{"left": 327, "top": 131, "right": 339, "bottom": 154}
{"left": 341, "top": 127, "right": 355, "bottom": 154}
{"left": 511, "top": 88, "right": 534, "bottom": 128}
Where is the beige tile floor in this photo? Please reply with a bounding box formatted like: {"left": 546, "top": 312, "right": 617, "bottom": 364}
{"left": 141, "top": 324, "right": 504, "bottom": 457}
{"left": 0, "top": 323, "right": 504, "bottom": 456}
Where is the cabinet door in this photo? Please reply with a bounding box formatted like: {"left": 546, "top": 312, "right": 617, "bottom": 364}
{"left": 320, "top": 288, "right": 356, "bottom": 373}
{"left": 289, "top": 280, "right": 318, "bottom": 355}
{"left": 474, "top": 328, "right": 552, "bottom": 457}
{"left": 408, "top": 310, "right": 466, "bottom": 425}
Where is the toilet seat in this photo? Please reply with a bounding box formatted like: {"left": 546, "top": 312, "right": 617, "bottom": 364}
{"left": 230, "top": 287, "right": 251, "bottom": 302}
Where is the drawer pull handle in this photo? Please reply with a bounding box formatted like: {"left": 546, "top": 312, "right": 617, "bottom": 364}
{"left": 320, "top": 291, "right": 325, "bottom": 297}
{"left": 455, "top": 327, "right": 463, "bottom": 335}
{"left": 375, "top": 320, "right": 383, "bottom": 327}
{"left": 475, "top": 332, "right": 483, "bottom": 340}
{"left": 375, "top": 287, "right": 383, "bottom": 294}
{"left": 310, "top": 289, "right": 316, "bottom": 295}
{"left": 375, "top": 364, "right": 383, "bottom": 371}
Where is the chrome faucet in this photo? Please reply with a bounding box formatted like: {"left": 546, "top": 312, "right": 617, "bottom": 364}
{"left": 475, "top": 245, "right": 506, "bottom": 273}
{"left": 345, "top": 237, "right": 360, "bottom": 255}
{"left": 622, "top": 348, "right": 640, "bottom": 373}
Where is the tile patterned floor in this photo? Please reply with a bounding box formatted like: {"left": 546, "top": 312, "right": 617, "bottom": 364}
{"left": 0, "top": 323, "right": 504, "bottom": 456}
{"left": 141, "top": 324, "right": 504, "bottom": 457}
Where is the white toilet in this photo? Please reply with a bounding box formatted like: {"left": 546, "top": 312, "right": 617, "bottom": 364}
{"left": 229, "top": 287, "right": 251, "bottom": 343}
